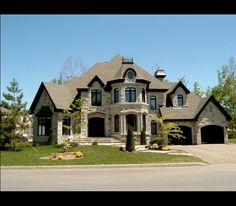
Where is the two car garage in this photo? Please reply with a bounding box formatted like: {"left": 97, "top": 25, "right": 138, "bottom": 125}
{"left": 169, "top": 125, "right": 225, "bottom": 145}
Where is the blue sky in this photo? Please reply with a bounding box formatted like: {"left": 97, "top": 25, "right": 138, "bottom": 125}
{"left": 1, "top": 15, "right": 236, "bottom": 109}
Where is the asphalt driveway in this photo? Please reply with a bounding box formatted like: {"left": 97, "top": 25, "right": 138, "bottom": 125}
{"left": 170, "top": 144, "right": 236, "bottom": 164}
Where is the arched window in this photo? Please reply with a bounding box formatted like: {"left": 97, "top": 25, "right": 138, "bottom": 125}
{"left": 126, "top": 114, "right": 137, "bottom": 131}
{"left": 151, "top": 121, "right": 157, "bottom": 135}
{"left": 177, "top": 95, "right": 183, "bottom": 107}
{"left": 125, "top": 87, "right": 136, "bottom": 102}
{"left": 114, "top": 88, "right": 119, "bottom": 103}
{"left": 91, "top": 89, "right": 102, "bottom": 106}
{"left": 142, "top": 88, "right": 146, "bottom": 102}
{"left": 62, "top": 116, "right": 71, "bottom": 135}
{"left": 150, "top": 96, "right": 157, "bottom": 110}
{"left": 114, "top": 115, "right": 120, "bottom": 132}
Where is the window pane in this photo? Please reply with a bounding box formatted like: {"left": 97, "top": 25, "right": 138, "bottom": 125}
{"left": 142, "top": 89, "right": 145, "bottom": 102}
{"left": 131, "top": 88, "right": 136, "bottom": 102}
{"left": 151, "top": 122, "right": 157, "bottom": 135}
{"left": 177, "top": 95, "right": 183, "bottom": 106}
{"left": 114, "top": 115, "right": 119, "bottom": 132}
{"left": 125, "top": 89, "right": 130, "bottom": 102}
{"left": 150, "top": 96, "right": 156, "bottom": 110}
{"left": 114, "top": 89, "right": 119, "bottom": 103}
{"left": 142, "top": 114, "right": 146, "bottom": 131}
{"left": 97, "top": 91, "right": 101, "bottom": 106}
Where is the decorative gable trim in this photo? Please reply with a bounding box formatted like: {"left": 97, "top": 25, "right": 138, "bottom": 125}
{"left": 195, "top": 96, "right": 232, "bottom": 121}
{"left": 168, "top": 81, "right": 190, "bottom": 95}
{"left": 87, "top": 75, "right": 105, "bottom": 88}
{"left": 29, "top": 82, "right": 57, "bottom": 114}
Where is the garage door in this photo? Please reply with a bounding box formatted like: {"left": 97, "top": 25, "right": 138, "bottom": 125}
{"left": 169, "top": 126, "right": 192, "bottom": 145}
{"left": 201, "top": 125, "right": 224, "bottom": 144}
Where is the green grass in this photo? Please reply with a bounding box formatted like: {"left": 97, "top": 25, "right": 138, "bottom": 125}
{"left": 229, "top": 138, "right": 236, "bottom": 144}
{"left": 0, "top": 145, "right": 203, "bottom": 166}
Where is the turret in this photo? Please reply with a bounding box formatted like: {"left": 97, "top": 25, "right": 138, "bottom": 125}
{"left": 154, "top": 68, "right": 166, "bottom": 81}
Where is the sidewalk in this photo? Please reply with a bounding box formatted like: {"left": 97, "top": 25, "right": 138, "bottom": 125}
{"left": 1, "top": 162, "right": 207, "bottom": 169}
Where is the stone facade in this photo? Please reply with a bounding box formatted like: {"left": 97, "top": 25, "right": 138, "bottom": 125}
{"left": 31, "top": 55, "right": 230, "bottom": 145}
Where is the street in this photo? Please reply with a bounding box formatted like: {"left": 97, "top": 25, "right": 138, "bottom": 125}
{"left": 1, "top": 164, "right": 236, "bottom": 191}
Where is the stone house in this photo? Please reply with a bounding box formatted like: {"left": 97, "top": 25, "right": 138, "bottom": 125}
{"left": 30, "top": 54, "right": 231, "bottom": 144}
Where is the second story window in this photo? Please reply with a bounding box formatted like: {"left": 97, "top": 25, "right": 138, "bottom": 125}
{"left": 142, "top": 88, "right": 146, "bottom": 102}
{"left": 114, "top": 88, "right": 119, "bottom": 103}
{"left": 125, "top": 87, "right": 136, "bottom": 102}
{"left": 177, "top": 95, "right": 183, "bottom": 107}
{"left": 150, "top": 96, "right": 157, "bottom": 110}
{"left": 91, "top": 89, "right": 102, "bottom": 106}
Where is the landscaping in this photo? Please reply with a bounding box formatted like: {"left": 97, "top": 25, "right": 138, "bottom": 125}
{"left": 0, "top": 145, "right": 204, "bottom": 166}
{"left": 229, "top": 138, "right": 236, "bottom": 144}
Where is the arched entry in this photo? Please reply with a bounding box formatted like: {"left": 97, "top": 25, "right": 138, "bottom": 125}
{"left": 126, "top": 114, "right": 137, "bottom": 131}
{"left": 169, "top": 126, "right": 192, "bottom": 145}
{"left": 201, "top": 125, "right": 224, "bottom": 144}
{"left": 88, "top": 117, "right": 105, "bottom": 137}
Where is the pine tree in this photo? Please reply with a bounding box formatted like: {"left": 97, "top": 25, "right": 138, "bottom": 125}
{"left": 0, "top": 79, "right": 29, "bottom": 150}
{"left": 126, "top": 126, "right": 135, "bottom": 152}
{"left": 140, "top": 127, "right": 147, "bottom": 145}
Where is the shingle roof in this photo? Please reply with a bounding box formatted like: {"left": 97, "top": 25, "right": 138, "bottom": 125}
{"left": 43, "top": 82, "right": 74, "bottom": 110}
{"left": 160, "top": 93, "right": 201, "bottom": 120}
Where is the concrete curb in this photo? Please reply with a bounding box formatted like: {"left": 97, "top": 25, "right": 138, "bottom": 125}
{"left": 1, "top": 162, "right": 208, "bottom": 169}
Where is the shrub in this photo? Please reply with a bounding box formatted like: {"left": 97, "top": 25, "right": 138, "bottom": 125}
{"left": 161, "top": 146, "right": 169, "bottom": 151}
{"left": 126, "top": 126, "right": 135, "bottom": 152}
{"left": 74, "top": 151, "right": 84, "bottom": 158}
{"left": 57, "top": 155, "right": 64, "bottom": 160}
{"left": 92, "top": 141, "right": 98, "bottom": 146}
{"left": 140, "top": 127, "right": 147, "bottom": 145}
{"left": 150, "top": 143, "right": 158, "bottom": 150}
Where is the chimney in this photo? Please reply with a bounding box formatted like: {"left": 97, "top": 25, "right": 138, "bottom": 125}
{"left": 154, "top": 68, "right": 166, "bottom": 81}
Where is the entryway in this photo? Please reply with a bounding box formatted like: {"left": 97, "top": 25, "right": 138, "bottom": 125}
{"left": 88, "top": 117, "right": 105, "bottom": 137}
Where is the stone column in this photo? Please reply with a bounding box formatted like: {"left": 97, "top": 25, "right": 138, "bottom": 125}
{"left": 137, "top": 114, "right": 141, "bottom": 134}
{"left": 123, "top": 115, "right": 127, "bottom": 135}
{"left": 120, "top": 114, "right": 123, "bottom": 134}
{"left": 224, "top": 126, "right": 229, "bottom": 144}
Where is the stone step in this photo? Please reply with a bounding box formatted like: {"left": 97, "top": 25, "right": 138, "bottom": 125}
{"left": 75, "top": 137, "right": 122, "bottom": 144}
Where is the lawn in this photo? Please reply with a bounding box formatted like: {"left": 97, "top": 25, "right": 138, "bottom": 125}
{"left": 0, "top": 145, "right": 203, "bottom": 166}
{"left": 229, "top": 138, "right": 236, "bottom": 144}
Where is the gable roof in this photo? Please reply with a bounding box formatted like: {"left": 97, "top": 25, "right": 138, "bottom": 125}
{"left": 167, "top": 81, "right": 190, "bottom": 95}
{"left": 30, "top": 82, "right": 74, "bottom": 114}
{"left": 160, "top": 93, "right": 231, "bottom": 121}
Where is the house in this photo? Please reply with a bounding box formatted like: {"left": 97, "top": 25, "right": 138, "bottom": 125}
{"left": 30, "top": 54, "right": 231, "bottom": 145}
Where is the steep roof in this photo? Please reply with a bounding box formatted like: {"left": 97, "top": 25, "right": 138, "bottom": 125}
{"left": 66, "top": 54, "right": 173, "bottom": 91}
{"left": 30, "top": 82, "right": 74, "bottom": 114}
{"left": 160, "top": 93, "right": 231, "bottom": 121}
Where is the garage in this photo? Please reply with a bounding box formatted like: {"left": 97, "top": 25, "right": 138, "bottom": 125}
{"left": 88, "top": 117, "right": 105, "bottom": 137}
{"left": 201, "top": 125, "right": 224, "bottom": 144}
{"left": 169, "top": 126, "right": 192, "bottom": 145}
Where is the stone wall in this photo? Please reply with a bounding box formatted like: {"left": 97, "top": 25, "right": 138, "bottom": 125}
{"left": 170, "top": 87, "right": 188, "bottom": 107}
{"left": 196, "top": 101, "right": 228, "bottom": 144}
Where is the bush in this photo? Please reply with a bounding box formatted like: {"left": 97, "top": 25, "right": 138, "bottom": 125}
{"left": 126, "top": 126, "right": 135, "bottom": 152}
{"left": 92, "top": 141, "right": 98, "bottom": 146}
{"left": 140, "top": 127, "right": 147, "bottom": 145}
{"left": 74, "top": 151, "right": 84, "bottom": 158}
{"left": 150, "top": 143, "right": 158, "bottom": 150}
{"left": 161, "top": 146, "right": 169, "bottom": 151}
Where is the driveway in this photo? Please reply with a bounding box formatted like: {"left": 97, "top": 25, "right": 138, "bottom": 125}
{"left": 169, "top": 144, "right": 236, "bottom": 164}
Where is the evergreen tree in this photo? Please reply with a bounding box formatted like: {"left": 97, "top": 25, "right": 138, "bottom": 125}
{"left": 140, "top": 127, "right": 147, "bottom": 145}
{"left": 64, "top": 98, "right": 85, "bottom": 139}
{"left": 0, "top": 79, "right": 29, "bottom": 150}
{"left": 126, "top": 126, "right": 135, "bottom": 152}
{"left": 193, "top": 81, "right": 204, "bottom": 97}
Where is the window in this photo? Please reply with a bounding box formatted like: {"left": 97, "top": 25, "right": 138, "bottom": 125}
{"left": 142, "top": 88, "right": 145, "bottom": 102}
{"left": 127, "top": 70, "right": 134, "bottom": 80}
{"left": 150, "top": 96, "right": 157, "bottom": 110}
{"left": 177, "top": 95, "right": 183, "bottom": 107}
{"left": 114, "top": 115, "right": 120, "bottom": 132}
{"left": 38, "top": 117, "right": 51, "bottom": 136}
{"left": 151, "top": 121, "right": 157, "bottom": 135}
{"left": 114, "top": 88, "right": 119, "bottom": 103}
{"left": 125, "top": 87, "right": 136, "bottom": 102}
{"left": 142, "top": 114, "right": 146, "bottom": 131}
{"left": 62, "top": 116, "right": 71, "bottom": 135}
{"left": 91, "top": 89, "right": 102, "bottom": 106}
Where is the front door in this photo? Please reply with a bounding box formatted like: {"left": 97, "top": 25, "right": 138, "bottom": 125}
{"left": 88, "top": 117, "right": 105, "bottom": 137}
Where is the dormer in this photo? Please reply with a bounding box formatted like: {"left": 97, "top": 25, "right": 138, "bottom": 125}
{"left": 123, "top": 68, "right": 137, "bottom": 83}
{"left": 166, "top": 81, "right": 190, "bottom": 107}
